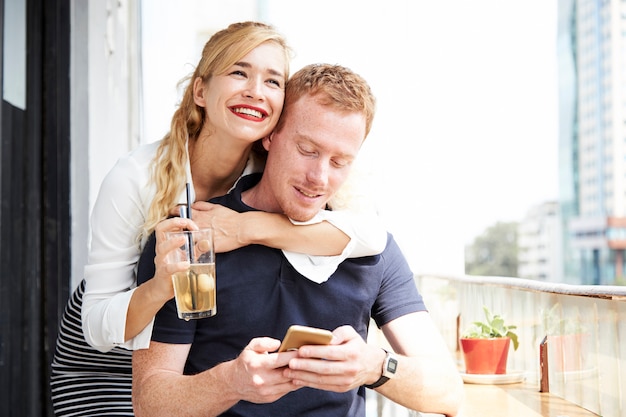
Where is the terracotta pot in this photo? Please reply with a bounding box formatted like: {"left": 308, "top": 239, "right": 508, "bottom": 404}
{"left": 460, "top": 337, "right": 511, "bottom": 374}
{"left": 548, "top": 333, "right": 588, "bottom": 372}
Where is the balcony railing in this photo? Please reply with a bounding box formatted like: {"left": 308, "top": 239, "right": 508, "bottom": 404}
{"left": 367, "top": 274, "right": 626, "bottom": 417}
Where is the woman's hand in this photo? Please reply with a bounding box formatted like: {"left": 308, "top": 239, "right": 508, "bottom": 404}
{"left": 151, "top": 217, "right": 199, "bottom": 301}
{"left": 191, "top": 202, "right": 250, "bottom": 253}
{"left": 125, "top": 216, "right": 199, "bottom": 342}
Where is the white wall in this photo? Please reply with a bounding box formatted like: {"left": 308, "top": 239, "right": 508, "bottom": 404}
{"left": 71, "top": 0, "right": 140, "bottom": 288}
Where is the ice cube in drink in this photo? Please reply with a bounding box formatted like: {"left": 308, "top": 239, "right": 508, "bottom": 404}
{"left": 171, "top": 262, "right": 216, "bottom": 320}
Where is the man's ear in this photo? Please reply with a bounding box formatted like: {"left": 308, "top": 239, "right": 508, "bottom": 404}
{"left": 192, "top": 77, "right": 206, "bottom": 107}
{"left": 262, "top": 133, "right": 273, "bottom": 151}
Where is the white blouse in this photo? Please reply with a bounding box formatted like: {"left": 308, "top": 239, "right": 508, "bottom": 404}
{"left": 82, "top": 141, "right": 387, "bottom": 352}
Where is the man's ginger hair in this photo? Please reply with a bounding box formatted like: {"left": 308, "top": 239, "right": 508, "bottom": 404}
{"left": 275, "top": 64, "right": 376, "bottom": 138}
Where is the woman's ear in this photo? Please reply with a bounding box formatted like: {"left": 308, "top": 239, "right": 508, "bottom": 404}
{"left": 193, "top": 77, "right": 206, "bottom": 107}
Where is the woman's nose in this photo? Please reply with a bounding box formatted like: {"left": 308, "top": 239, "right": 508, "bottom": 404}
{"left": 244, "top": 78, "right": 264, "bottom": 100}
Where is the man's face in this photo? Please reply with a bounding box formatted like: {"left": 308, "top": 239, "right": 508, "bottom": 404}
{"left": 260, "top": 94, "right": 366, "bottom": 222}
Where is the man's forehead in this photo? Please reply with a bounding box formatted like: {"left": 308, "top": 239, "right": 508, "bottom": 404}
{"left": 292, "top": 130, "right": 359, "bottom": 153}
{"left": 287, "top": 95, "right": 363, "bottom": 124}
{"left": 281, "top": 93, "right": 365, "bottom": 142}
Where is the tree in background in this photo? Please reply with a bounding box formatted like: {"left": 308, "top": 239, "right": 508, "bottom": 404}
{"left": 465, "top": 222, "right": 519, "bottom": 277}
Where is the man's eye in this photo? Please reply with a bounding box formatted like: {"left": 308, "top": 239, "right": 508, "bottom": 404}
{"left": 298, "top": 145, "right": 315, "bottom": 156}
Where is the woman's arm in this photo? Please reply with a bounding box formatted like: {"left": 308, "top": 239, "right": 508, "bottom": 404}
{"left": 82, "top": 143, "right": 173, "bottom": 352}
{"left": 245, "top": 212, "right": 353, "bottom": 255}
{"left": 199, "top": 204, "right": 350, "bottom": 255}
{"left": 191, "top": 201, "right": 387, "bottom": 283}
{"left": 191, "top": 202, "right": 387, "bottom": 257}
{"left": 191, "top": 202, "right": 358, "bottom": 255}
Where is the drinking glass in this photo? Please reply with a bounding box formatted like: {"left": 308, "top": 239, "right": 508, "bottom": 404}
{"left": 166, "top": 228, "right": 216, "bottom": 320}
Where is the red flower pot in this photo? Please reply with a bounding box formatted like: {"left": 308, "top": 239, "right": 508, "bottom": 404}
{"left": 460, "top": 337, "right": 511, "bottom": 374}
{"left": 548, "top": 333, "right": 588, "bottom": 372}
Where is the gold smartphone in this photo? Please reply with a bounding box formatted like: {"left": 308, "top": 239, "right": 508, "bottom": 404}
{"left": 278, "top": 325, "right": 333, "bottom": 352}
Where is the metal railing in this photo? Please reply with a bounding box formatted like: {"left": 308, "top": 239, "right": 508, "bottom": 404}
{"left": 367, "top": 274, "right": 626, "bottom": 416}
{"left": 416, "top": 274, "right": 626, "bottom": 417}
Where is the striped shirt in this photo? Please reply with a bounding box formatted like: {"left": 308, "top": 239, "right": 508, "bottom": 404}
{"left": 51, "top": 280, "right": 134, "bottom": 416}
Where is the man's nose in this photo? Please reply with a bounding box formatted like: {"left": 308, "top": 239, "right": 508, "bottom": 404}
{"left": 306, "top": 161, "right": 329, "bottom": 186}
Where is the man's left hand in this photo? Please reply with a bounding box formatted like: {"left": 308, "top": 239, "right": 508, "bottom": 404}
{"left": 283, "top": 325, "right": 385, "bottom": 392}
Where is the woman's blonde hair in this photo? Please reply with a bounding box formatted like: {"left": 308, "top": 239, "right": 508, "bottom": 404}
{"left": 142, "top": 22, "right": 291, "bottom": 239}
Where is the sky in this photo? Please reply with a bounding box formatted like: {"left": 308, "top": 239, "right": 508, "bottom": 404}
{"left": 141, "top": 0, "right": 559, "bottom": 274}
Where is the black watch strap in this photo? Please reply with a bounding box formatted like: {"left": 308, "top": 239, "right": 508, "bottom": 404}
{"left": 364, "top": 349, "right": 397, "bottom": 389}
{"left": 364, "top": 375, "right": 389, "bottom": 389}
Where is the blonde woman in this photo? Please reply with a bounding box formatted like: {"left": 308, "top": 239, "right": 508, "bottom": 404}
{"left": 51, "top": 22, "right": 385, "bottom": 417}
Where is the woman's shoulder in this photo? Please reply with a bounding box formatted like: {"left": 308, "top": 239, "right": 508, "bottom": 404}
{"left": 111, "top": 141, "right": 161, "bottom": 172}
{"left": 126, "top": 140, "right": 162, "bottom": 163}
{"left": 101, "top": 141, "right": 161, "bottom": 187}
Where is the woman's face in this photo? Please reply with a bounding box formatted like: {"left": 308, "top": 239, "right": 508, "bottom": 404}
{"left": 195, "top": 41, "right": 287, "bottom": 145}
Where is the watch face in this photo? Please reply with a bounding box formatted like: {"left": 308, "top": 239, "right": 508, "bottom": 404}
{"left": 387, "top": 357, "right": 398, "bottom": 373}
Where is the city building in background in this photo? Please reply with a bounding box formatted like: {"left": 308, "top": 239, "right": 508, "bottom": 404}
{"left": 518, "top": 201, "right": 563, "bottom": 281}
{"left": 558, "top": 0, "right": 626, "bottom": 285}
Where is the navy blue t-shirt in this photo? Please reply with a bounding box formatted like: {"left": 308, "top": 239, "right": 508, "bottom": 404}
{"left": 136, "top": 174, "right": 426, "bottom": 417}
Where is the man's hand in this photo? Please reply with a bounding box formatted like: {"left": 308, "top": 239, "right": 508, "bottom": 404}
{"left": 133, "top": 337, "right": 301, "bottom": 417}
{"left": 229, "top": 337, "right": 302, "bottom": 404}
{"left": 282, "top": 325, "right": 384, "bottom": 392}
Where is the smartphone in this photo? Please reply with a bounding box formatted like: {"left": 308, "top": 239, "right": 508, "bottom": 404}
{"left": 278, "top": 325, "right": 333, "bottom": 352}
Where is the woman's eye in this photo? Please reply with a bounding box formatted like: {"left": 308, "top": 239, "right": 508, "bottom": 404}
{"left": 230, "top": 70, "right": 247, "bottom": 77}
{"left": 267, "top": 78, "right": 282, "bottom": 88}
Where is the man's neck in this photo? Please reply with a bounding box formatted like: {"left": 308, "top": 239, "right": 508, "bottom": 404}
{"left": 240, "top": 179, "right": 280, "bottom": 214}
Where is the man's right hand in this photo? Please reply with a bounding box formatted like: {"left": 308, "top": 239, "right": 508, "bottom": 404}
{"left": 133, "top": 337, "right": 300, "bottom": 417}
{"left": 227, "top": 337, "right": 301, "bottom": 404}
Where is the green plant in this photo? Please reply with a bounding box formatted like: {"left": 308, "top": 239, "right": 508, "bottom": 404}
{"left": 541, "top": 304, "right": 585, "bottom": 336}
{"left": 462, "top": 306, "right": 519, "bottom": 350}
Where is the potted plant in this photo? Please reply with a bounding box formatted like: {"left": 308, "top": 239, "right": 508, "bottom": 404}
{"left": 460, "top": 306, "right": 519, "bottom": 374}
{"left": 541, "top": 304, "right": 588, "bottom": 372}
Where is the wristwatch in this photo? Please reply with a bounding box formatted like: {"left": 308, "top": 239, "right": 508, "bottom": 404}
{"left": 364, "top": 349, "right": 398, "bottom": 389}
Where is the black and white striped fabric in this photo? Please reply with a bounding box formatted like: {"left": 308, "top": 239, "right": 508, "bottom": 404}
{"left": 50, "top": 280, "right": 134, "bottom": 416}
